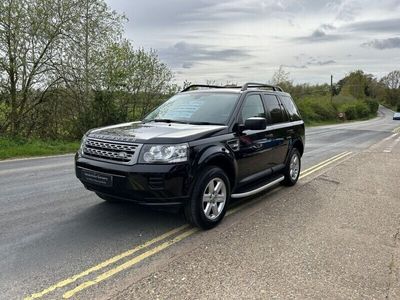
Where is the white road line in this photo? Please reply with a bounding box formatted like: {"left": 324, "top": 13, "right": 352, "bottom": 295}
{"left": 0, "top": 162, "right": 72, "bottom": 175}
{"left": 0, "top": 153, "right": 74, "bottom": 164}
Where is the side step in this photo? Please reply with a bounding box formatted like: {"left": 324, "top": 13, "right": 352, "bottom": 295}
{"left": 231, "top": 176, "right": 284, "bottom": 199}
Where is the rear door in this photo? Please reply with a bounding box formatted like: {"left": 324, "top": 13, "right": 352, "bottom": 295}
{"left": 262, "top": 93, "right": 291, "bottom": 167}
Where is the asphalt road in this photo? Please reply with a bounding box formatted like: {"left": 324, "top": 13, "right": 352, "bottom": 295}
{"left": 0, "top": 106, "right": 399, "bottom": 299}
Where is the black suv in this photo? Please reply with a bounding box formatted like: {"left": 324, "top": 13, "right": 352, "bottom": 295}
{"left": 75, "top": 83, "right": 305, "bottom": 229}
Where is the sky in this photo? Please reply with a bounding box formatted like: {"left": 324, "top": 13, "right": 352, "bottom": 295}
{"left": 105, "top": 0, "right": 400, "bottom": 85}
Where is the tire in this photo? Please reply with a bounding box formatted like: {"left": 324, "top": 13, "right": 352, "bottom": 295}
{"left": 95, "top": 192, "right": 123, "bottom": 203}
{"left": 282, "top": 148, "right": 301, "bottom": 186}
{"left": 184, "top": 166, "right": 231, "bottom": 230}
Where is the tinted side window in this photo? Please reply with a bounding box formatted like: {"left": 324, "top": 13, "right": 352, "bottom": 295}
{"left": 280, "top": 96, "right": 301, "bottom": 121}
{"left": 240, "top": 94, "right": 266, "bottom": 123}
{"left": 264, "top": 94, "right": 287, "bottom": 124}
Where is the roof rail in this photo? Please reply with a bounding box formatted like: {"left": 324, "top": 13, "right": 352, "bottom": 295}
{"left": 181, "top": 83, "right": 284, "bottom": 93}
{"left": 181, "top": 84, "right": 232, "bottom": 92}
{"left": 241, "top": 82, "right": 283, "bottom": 92}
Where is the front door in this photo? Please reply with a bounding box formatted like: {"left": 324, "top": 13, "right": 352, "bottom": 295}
{"left": 235, "top": 94, "right": 276, "bottom": 183}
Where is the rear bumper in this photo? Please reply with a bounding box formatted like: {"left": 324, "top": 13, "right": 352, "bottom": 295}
{"left": 75, "top": 154, "right": 192, "bottom": 205}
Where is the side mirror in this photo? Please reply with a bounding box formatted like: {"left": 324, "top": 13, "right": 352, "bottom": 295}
{"left": 244, "top": 117, "right": 267, "bottom": 130}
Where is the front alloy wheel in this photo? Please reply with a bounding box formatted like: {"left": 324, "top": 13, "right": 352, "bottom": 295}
{"left": 185, "top": 166, "right": 230, "bottom": 229}
{"left": 202, "top": 178, "right": 227, "bottom": 220}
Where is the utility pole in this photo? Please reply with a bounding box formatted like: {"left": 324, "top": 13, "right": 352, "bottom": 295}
{"left": 330, "top": 74, "right": 333, "bottom": 105}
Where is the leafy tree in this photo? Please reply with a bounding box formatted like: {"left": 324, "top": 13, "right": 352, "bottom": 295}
{"left": 0, "top": 0, "right": 80, "bottom": 135}
{"left": 271, "top": 65, "right": 292, "bottom": 91}
{"left": 380, "top": 70, "right": 400, "bottom": 110}
{"left": 101, "top": 41, "right": 174, "bottom": 121}
{"left": 339, "top": 70, "right": 370, "bottom": 100}
{"left": 55, "top": 0, "right": 126, "bottom": 134}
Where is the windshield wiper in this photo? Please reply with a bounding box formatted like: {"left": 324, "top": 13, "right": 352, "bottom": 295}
{"left": 144, "top": 119, "right": 189, "bottom": 124}
{"left": 188, "top": 121, "right": 225, "bottom": 125}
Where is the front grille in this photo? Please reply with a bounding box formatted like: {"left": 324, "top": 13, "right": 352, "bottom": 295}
{"left": 83, "top": 137, "right": 141, "bottom": 164}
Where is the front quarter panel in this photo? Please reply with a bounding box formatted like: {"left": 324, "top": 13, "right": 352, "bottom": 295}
{"left": 189, "top": 135, "right": 238, "bottom": 187}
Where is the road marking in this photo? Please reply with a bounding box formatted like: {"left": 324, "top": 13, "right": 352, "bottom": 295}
{"left": 300, "top": 152, "right": 352, "bottom": 179}
{"left": 300, "top": 151, "right": 349, "bottom": 176}
{"left": 384, "top": 133, "right": 398, "bottom": 141}
{"left": 0, "top": 162, "right": 72, "bottom": 175}
{"left": 383, "top": 134, "right": 400, "bottom": 153}
{"left": 24, "top": 151, "right": 353, "bottom": 300}
{"left": 62, "top": 228, "right": 198, "bottom": 299}
{"left": 0, "top": 153, "right": 74, "bottom": 163}
{"left": 24, "top": 225, "right": 189, "bottom": 300}
{"left": 227, "top": 153, "right": 350, "bottom": 216}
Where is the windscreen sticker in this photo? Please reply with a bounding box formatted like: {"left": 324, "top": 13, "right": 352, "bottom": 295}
{"left": 163, "top": 100, "right": 204, "bottom": 119}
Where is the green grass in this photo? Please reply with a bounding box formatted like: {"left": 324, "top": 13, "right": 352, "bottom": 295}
{"left": 0, "top": 137, "right": 80, "bottom": 160}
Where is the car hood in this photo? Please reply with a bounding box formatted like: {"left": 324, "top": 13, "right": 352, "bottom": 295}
{"left": 88, "top": 121, "right": 228, "bottom": 144}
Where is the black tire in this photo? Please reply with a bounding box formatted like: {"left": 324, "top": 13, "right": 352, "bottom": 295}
{"left": 184, "top": 166, "right": 231, "bottom": 230}
{"left": 282, "top": 148, "right": 301, "bottom": 186}
{"left": 95, "top": 192, "right": 123, "bottom": 203}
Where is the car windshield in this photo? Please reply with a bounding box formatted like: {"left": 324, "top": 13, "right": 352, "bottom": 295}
{"left": 144, "top": 92, "right": 239, "bottom": 125}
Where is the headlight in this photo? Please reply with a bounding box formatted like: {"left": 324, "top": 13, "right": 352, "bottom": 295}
{"left": 78, "top": 134, "right": 88, "bottom": 156}
{"left": 140, "top": 144, "right": 188, "bottom": 163}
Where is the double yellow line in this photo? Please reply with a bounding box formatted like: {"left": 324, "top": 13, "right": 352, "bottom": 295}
{"left": 299, "top": 151, "right": 352, "bottom": 179}
{"left": 25, "top": 151, "right": 352, "bottom": 300}
{"left": 25, "top": 225, "right": 191, "bottom": 300}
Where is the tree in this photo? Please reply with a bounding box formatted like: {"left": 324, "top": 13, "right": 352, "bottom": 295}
{"left": 380, "top": 70, "right": 400, "bottom": 110}
{"left": 270, "top": 65, "right": 292, "bottom": 91}
{"left": 0, "top": 0, "right": 131, "bottom": 137}
{"left": 99, "top": 41, "right": 174, "bottom": 121}
{"left": 54, "top": 0, "right": 126, "bottom": 134}
{"left": 0, "top": 0, "right": 81, "bottom": 135}
{"left": 339, "top": 70, "right": 377, "bottom": 100}
{"left": 381, "top": 70, "right": 400, "bottom": 89}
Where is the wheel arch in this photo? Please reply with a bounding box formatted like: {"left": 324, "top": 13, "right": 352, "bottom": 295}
{"left": 292, "top": 139, "right": 304, "bottom": 157}
{"left": 196, "top": 146, "right": 237, "bottom": 190}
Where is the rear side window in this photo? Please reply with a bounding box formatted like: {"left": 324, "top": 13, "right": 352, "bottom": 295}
{"left": 264, "top": 94, "right": 288, "bottom": 124}
{"left": 280, "top": 95, "right": 301, "bottom": 121}
{"left": 240, "top": 94, "right": 266, "bottom": 123}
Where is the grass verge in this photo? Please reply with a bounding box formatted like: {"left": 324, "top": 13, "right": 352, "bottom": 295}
{"left": 0, "top": 137, "right": 79, "bottom": 160}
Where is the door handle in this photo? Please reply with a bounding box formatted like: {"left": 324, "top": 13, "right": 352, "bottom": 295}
{"left": 265, "top": 133, "right": 274, "bottom": 139}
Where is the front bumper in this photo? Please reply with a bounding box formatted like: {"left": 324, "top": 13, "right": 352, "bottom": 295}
{"left": 75, "top": 154, "right": 192, "bottom": 205}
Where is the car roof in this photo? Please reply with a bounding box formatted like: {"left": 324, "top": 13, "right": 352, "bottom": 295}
{"left": 182, "top": 88, "right": 291, "bottom": 97}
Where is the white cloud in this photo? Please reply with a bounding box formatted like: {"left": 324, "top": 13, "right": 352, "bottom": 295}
{"left": 106, "top": 0, "right": 400, "bottom": 84}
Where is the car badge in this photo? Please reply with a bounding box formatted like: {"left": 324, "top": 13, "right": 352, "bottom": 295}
{"left": 118, "top": 152, "right": 128, "bottom": 159}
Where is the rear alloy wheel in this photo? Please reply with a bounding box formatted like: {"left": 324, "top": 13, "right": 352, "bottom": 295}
{"left": 282, "top": 148, "right": 301, "bottom": 186}
{"left": 185, "top": 166, "right": 230, "bottom": 229}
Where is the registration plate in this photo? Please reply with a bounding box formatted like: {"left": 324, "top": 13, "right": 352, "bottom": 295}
{"left": 80, "top": 169, "right": 113, "bottom": 187}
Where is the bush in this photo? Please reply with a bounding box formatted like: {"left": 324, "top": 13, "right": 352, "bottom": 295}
{"left": 296, "top": 96, "right": 336, "bottom": 123}
{"left": 364, "top": 98, "right": 379, "bottom": 114}
{"left": 339, "top": 101, "right": 373, "bottom": 120}
{"left": 295, "top": 94, "right": 379, "bottom": 124}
